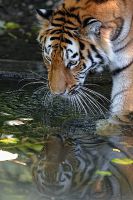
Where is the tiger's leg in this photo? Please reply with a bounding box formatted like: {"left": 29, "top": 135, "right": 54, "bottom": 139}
{"left": 96, "top": 65, "right": 133, "bottom": 136}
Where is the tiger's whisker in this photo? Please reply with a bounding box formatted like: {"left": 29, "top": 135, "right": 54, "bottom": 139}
{"left": 74, "top": 95, "right": 82, "bottom": 113}
{"left": 78, "top": 90, "right": 96, "bottom": 116}
{"left": 29, "top": 70, "right": 48, "bottom": 81}
{"left": 81, "top": 90, "right": 107, "bottom": 118}
{"left": 42, "top": 91, "right": 50, "bottom": 106}
{"left": 81, "top": 86, "right": 110, "bottom": 103}
{"left": 18, "top": 77, "right": 43, "bottom": 86}
{"left": 79, "top": 90, "right": 105, "bottom": 116}
{"left": 78, "top": 90, "right": 98, "bottom": 116}
{"left": 19, "top": 81, "right": 46, "bottom": 90}
{"left": 76, "top": 94, "right": 88, "bottom": 115}
{"left": 33, "top": 86, "right": 48, "bottom": 95}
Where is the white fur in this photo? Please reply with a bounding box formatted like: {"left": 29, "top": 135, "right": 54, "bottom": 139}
{"left": 63, "top": 39, "right": 80, "bottom": 68}
{"left": 44, "top": 37, "right": 52, "bottom": 57}
{"left": 111, "top": 72, "right": 131, "bottom": 115}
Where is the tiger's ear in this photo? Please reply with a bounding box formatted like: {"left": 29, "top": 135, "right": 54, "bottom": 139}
{"left": 83, "top": 17, "right": 114, "bottom": 40}
{"left": 83, "top": 18, "right": 102, "bottom": 36}
{"left": 36, "top": 9, "right": 53, "bottom": 23}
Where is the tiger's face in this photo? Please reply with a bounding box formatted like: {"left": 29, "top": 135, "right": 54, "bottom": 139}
{"left": 36, "top": 9, "right": 112, "bottom": 97}
{"left": 42, "top": 35, "right": 82, "bottom": 95}
{"left": 32, "top": 135, "right": 79, "bottom": 197}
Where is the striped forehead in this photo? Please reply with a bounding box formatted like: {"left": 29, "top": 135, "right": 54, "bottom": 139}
{"left": 44, "top": 35, "right": 80, "bottom": 55}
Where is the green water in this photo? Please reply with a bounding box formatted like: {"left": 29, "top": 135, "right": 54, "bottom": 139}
{"left": 0, "top": 75, "right": 133, "bottom": 200}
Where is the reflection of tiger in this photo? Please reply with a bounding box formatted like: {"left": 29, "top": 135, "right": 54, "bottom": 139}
{"left": 32, "top": 134, "right": 133, "bottom": 200}
{"left": 36, "top": 0, "right": 133, "bottom": 117}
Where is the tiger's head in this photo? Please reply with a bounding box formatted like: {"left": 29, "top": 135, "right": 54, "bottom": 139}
{"left": 36, "top": 8, "right": 113, "bottom": 97}
{"left": 32, "top": 135, "right": 84, "bottom": 198}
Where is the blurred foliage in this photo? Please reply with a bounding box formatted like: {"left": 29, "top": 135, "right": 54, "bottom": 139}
{"left": 5, "top": 22, "right": 21, "bottom": 30}
{"left": 0, "top": 20, "right": 21, "bottom": 35}
{"left": 111, "top": 158, "right": 133, "bottom": 165}
{"left": 0, "top": 138, "right": 19, "bottom": 144}
{"left": 96, "top": 170, "right": 112, "bottom": 176}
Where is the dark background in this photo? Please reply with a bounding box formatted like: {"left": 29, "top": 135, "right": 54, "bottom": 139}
{"left": 0, "top": 0, "right": 59, "bottom": 61}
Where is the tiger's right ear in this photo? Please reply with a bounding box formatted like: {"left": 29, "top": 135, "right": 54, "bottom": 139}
{"left": 36, "top": 9, "right": 53, "bottom": 23}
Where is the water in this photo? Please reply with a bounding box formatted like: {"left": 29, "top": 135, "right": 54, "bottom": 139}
{"left": 0, "top": 61, "right": 133, "bottom": 200}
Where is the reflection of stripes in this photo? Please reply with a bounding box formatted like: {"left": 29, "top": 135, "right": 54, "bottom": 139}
{"left": 32, "top": 134, "right": 133, "bottom": 199}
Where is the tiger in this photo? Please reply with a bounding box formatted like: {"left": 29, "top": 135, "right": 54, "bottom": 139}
{"left": 32, "top": 134, "right": 133, "bottom": 200}
{"left": 36, "top": 0, "right": 133, "bottom": 119}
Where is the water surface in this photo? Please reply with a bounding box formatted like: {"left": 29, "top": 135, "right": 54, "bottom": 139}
{"left": 0, "top": 61, "right": 133, "bottom": 200}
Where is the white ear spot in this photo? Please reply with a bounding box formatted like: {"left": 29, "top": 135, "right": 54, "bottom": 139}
{"left": 39, "top": 9, "right": 47, "bottom": 15}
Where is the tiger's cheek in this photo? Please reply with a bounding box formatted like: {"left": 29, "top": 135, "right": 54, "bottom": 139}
{"left": 66, "top": 71, "right": 77, "bottom": 90}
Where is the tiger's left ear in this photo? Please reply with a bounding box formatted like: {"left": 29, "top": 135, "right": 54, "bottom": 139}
{"left": 36, "top": 9, "right": 53, "bottom": 24}
{"left": 83, "top": 18, "right": 102, "bottom": 36}
{"left": 83, "top": 17, "right": 114, "bottom": 58}
{"left": 83, "top": 17, "right": 116, "bottom": 42}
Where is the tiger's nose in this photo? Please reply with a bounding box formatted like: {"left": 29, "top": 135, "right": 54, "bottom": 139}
{"left": 50, "top": 88, "right": 67, "bottom": 96}
{"left": 52, "top": 90, "right": 67, "bottom": 95}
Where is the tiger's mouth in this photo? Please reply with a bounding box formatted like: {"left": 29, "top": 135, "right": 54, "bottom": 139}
{"left": 65, "top": 85, "right": 81, "bottom": 96}
{"left": 50, "top": 84, "right": 82, "bottom": 98}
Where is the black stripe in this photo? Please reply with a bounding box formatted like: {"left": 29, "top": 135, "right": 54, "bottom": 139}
{"left": 50, "top": 37, "right": 60, "bottom": 41}
{"left": 69, "top": 7, "right": 80, "bottom": 12}
{"left": 50, "top": 29, "right": 61, "bottom": 34}
{"left": 65, "top": 12, "right": 81, "bottom": 24}
{"left": 62, "top": 37, "right": 73, "bottom": 45}
{"left": 112, "top": 60, "right": 133, "bottom": 76}
{"left": 88, "top": 51, "right": 94, "bottom": 63}
{"left": 79, "top": 41, "right": 85, "bottom": 50}
{"left": 51, "top": 22, "right": 62, "bottom": 27}
{"left": 72, "top": 52, "right": 78, "bottom": 58}
{"left": 67, "top": 49, "right": 73, "bottom": 53}
{"left": 50, "top": 29, "right": 74, "bottom": 38}
{"left": 90, "top": 44, "right": 104, "bottom": 61}
{"left": 65, "top": 20, "right": 75, "bottom": 25}
{"left": 96, "top": 53, "right": 104, "bottom": 61}
{"left": 111, "top": 19, "right": 124, "bottom": 41}
{"left": 64, "top": 26, "right": 79, "bottom": 30}
{"left": 80, "top": 51, "right": 84, "bottom": 59}
{"left": 54, "top": 10, "right": 64, "bottom": 16}
{"left": 54, "top": 17, "right": 65, "bottom": 22}
{"left": 79, "top": 75, "right": 85, "bottom": 78}
{"left": 64, "top": 30, "right": 74, "bottom": 38}
{"left": 83, "top": 63, "right": 87, "bottom": 70}
{"left": 115, "top": 38, "right": 133, "bottom": 53}
{"left": 90, "top": 44, "right": 98, "bottom": 53}
{"left": 83, "top": 17, "right": 96, "bottom": 28}
{"left": 85, "top": 0, "right": 109, "bottom": 4}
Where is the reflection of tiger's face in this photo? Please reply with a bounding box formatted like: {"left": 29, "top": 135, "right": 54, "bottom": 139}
{"left": 32, "top": 136, "right": 74, "bottom": 196}
{"left": 33, "top": 160, "right": 73, "bottom": 196}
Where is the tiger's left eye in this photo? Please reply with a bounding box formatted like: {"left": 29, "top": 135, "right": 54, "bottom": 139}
{"left": 45, "top": 56, "right": 51, "bottom": 62}
{"left": 67, "top": 61, "right": 77, "bottom": 68}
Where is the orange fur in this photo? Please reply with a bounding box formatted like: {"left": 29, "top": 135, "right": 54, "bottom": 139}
{"left": 37, "top": 0, "right": 133, "bottom": 114}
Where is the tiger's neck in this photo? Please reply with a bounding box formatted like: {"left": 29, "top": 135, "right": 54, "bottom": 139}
{"left": 106, "top": 12, "right": 133, "bottom": 116}
{"left": 109, "top": 37, "right": 133, "bottom": 116}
